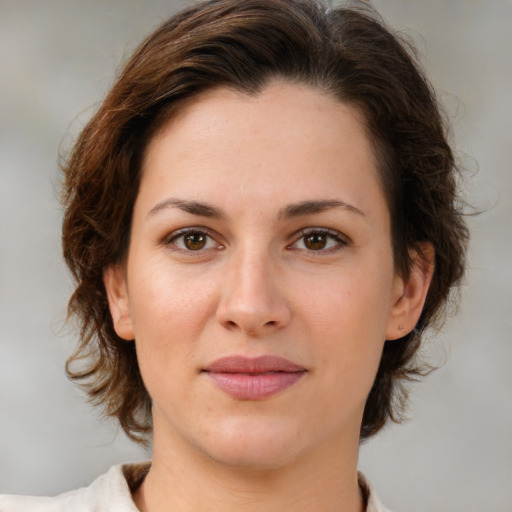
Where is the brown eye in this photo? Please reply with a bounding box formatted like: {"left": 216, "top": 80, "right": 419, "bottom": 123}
{"left": 168, "top": 229, "right": 219, "bottom": 252}
{"left": 304, "top": 233, "right": 327, "bottom": 250}
{"left": 289, "top": 229, "right": 347, "bottom": 252}
{"left": 183, "top": 232, "right": 208, "bottom": 250}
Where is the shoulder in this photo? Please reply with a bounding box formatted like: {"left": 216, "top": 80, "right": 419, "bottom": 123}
{"left": 0, "top": 463, "right": 149, "bottom": 512}
{"left": 358, "top": 471, "right": 393, "bottom": 512}
{"left": 1, "top": 464, "right": 391, "bottom": 512}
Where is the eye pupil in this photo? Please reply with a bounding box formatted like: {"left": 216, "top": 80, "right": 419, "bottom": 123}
{"left": 184, "top": 232, "right": 207, "bottom": 250}
{"left": 305, "top": 233, "right": 327, "bottom": 250}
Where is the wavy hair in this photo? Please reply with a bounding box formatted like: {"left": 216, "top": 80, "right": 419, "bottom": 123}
{"left": 61, "top": 0, "right": 468, "bottom": 443}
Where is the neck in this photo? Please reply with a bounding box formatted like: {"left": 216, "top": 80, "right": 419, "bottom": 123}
{"left": 133, "top": 420, "right": 363, "bottom": 512}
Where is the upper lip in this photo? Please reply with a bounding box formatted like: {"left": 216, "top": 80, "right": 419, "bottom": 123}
{"left": 203, "top": 355, "right": 306, "bottom": 374}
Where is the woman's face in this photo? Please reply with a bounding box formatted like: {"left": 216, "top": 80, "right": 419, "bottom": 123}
{"left": 106, "top": 81, "right": 414, "bottom": 470}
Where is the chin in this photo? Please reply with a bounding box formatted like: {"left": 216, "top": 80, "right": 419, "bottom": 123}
{"left": 199, "top": 417, "right": 305, "bottom": 471}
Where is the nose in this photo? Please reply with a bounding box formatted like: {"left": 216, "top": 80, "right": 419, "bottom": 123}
{"left": 215, "top": 249, "right": 291, "bottom": 336}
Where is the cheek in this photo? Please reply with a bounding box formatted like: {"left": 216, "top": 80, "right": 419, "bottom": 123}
{"left": 297, "top": 265, "right": 393, "bottom": 389}
{"left": 127, "top": 270, "right": 220, "bottom": 411}
{"left": 300, "top": 264, "right": 394, "bottom": 337}
{"left": 127, "top": 267, "right": 218, "bottom": 365}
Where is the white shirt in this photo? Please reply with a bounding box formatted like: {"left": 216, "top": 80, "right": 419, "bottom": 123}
{"left": 0, "top": 463, "right": 391, "bottom": 511}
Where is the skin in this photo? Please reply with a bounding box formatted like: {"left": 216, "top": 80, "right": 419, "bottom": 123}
{"left": 105, "top": 81, "right": 433, "bottom": 512}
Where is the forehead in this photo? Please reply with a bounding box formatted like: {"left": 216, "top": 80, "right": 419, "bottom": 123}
{"left": 139, "top": 81, "right": 387, "bottom": 221}
{"left": 149, "top": 81, "right": 370, "bottom": 143}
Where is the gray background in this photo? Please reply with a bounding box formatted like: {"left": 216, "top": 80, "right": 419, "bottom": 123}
{"left": 1, "top": 1, "right": 511, "bottom": 511}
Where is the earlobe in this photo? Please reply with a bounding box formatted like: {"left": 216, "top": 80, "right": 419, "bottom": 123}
{"left": 386, "top": 243, "right": 435, "bottom": 340}
{"left": 103, "top": 265, "right": 135, "bottom": 341}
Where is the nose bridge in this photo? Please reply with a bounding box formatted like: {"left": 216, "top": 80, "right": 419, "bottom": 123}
{"left": 236, "top": 246, "right": 275, "bottom": 305}
{"left": 216, "top": 240, "right": 290, "bottom": 334}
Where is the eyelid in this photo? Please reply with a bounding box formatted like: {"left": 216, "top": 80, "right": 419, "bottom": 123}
{"left": 288, "top": 227, "right": 350, "bottom": 251}
{"left": 163, "top": 226, "right": 224, "bottom": 251}
{"left": 161, "top": 226, "right": 349, "bottom": 253}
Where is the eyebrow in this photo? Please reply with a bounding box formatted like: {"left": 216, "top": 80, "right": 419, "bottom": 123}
{"left": 147, "top": 198, "right": 224, "bottom": 219}
{"left": 147, "top": 198, "right": 364, "bottom": 220}
{"left": 279, "top": 199, "right": 365, "bottom": 219}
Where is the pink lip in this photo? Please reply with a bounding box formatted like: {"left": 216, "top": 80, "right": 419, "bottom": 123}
{"left": 203, "top": 355, "right": 306, "bottom": 400}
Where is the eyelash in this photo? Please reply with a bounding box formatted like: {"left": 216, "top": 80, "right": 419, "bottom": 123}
{"left": 163, "top": 227, "right": 349, "bottom": 254}
{"left": 164, "top": 227, "right": 223, "bottom": 253}
{"left": 287, "top": 228, "right": 349, "bottom": 253}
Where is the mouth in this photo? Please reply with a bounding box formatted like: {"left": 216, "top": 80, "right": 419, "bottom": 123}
{"left": 202, "top": 355, "right": 307, "bottom": 400}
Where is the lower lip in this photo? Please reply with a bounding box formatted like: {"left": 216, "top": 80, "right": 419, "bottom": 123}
{"left": 205, "top": 371, "right": 305, "bottom": 400}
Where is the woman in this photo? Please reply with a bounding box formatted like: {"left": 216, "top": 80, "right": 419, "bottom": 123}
{"left": 0, "top": 0, "right": 468, "bottom": 510}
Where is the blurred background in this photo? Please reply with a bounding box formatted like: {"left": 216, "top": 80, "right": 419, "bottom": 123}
{"left": 0, "top": 1, "right": 511, "bottom": 510}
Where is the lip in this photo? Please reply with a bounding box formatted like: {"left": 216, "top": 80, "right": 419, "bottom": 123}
{"left": 202, "top": 355, "right": 307, "bottom": 400}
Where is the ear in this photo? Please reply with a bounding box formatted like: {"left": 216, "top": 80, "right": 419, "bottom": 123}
{"left": 386, "top": 243, "right": 435, "bottom": 340}
{"left": 103, "top": 265, "right": 135, "bottom": 341}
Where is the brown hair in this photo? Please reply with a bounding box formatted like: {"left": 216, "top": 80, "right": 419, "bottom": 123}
{"left": 62, "top": 0, "right": 468, "bottom": 443}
